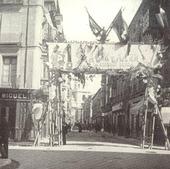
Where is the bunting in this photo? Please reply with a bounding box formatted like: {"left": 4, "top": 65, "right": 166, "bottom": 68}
{"left": 155, "top": 6, "right": 169, "bottom": 28}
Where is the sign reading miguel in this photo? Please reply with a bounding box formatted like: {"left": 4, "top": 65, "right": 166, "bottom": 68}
{"left": 0, "top": 88, "right": 31, "bottom": 101}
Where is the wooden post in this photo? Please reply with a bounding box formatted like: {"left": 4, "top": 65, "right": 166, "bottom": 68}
{"left": 165, "top": 127, "right": 168, "bottom": 150}
{"left": 157, "top": 105, "right": 170, "bottom": 150}
{"left": 57, "top": 83, "right": 62, "bottom": 146}
{"left": 49, "top": 103, "right": 53, "bottom": 147}
{"left": 142, "top": 88, "right": 148, "bottom": 149}
{"left": 33, "top": 101, "right": 49, "bottom": 146}
{"left": 150, "top": 112, "right": 156, "bottom": 149}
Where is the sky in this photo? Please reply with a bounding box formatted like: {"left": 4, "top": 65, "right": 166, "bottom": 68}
{"left": 59, "top": 0, "right": 142, "bottom": 42}
{"left": 58, "top": 0, "right": 142, "bottom": 94}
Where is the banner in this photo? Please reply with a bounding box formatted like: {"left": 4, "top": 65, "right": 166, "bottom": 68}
{"left": 48, "top": 43, "right": 159, "bottom": 71}
{"left": 32, "top": 103, "right": 43, "bottom": 121}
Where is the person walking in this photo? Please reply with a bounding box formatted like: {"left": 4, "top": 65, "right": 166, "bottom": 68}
{"left": 0, "top": 108, "right": 9, "bottom": 158}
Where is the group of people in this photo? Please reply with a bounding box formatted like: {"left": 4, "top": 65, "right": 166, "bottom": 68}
{"left": 0, "top": 108, "right": 9, "bottom": 159}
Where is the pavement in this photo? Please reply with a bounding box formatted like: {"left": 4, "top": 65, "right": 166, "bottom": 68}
{"left": 1, "top": 130, "right": 169, "bottom": 168}
{"left": 0, "top": 159, "right": 11, "bottom": 168}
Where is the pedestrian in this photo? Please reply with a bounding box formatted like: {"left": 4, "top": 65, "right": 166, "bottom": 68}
{"left": 78, "top": 123, "right": 82, "bottom": 133}
{"left": 0, "top": 108, "right": 9, "bottom": 159}
{"left": 62, "top": 122, "right": 68, "bottom": 145}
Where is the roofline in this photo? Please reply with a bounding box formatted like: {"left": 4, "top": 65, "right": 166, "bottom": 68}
{"left": 128, "top": 0, "right": 145, "bottom": 29}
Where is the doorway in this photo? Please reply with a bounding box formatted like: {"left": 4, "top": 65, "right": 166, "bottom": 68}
{"left": 0, "top": 101, "right": 16, "bottom": 139}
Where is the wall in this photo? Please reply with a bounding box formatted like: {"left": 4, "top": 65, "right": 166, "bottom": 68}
{"left": 0, "top": 2, "right": 43, "bottom": 89}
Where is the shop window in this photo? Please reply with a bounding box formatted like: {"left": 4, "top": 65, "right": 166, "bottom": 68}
{"left": 2, "top": 56, "right": 17, "bottom": 87}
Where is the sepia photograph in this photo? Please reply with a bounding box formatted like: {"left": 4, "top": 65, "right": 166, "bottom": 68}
{"left": 0, "top": 0, "right": 170, "bottom": 168}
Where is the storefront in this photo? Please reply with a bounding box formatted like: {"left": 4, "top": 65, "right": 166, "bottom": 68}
{"left": 129, "top": 96, "right": 144, "bottom": 138}
{"left": 0, "top": 88, "right": 32, "bottom": 141}
{"left": 103, "top": 111, "right": 112, "bottom": 133}
{"left": 112, "top": 102, "right": 124, "bottom": 136}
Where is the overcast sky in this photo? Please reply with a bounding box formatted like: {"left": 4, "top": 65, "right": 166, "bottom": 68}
{"left": 59, "top": 0, "right": 142, "bottom": 42}
{"left": 58, "top": 0, "right": 142, "bottom": 93}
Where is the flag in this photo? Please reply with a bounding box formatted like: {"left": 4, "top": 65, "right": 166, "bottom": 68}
{"left": 32, "top": 103, "right": 43, "bottom": 121}
{"left": 125, "top": 42, "right": 131, "bottom": 57}
{"left": 44, "top": 8, "right": 57, "bottom": 30}
{"left": 86, "top": 9, "right": 102, "bottom": 37}
{"left": 148, "top": 86, "right": 157, "bottom": 105}
{"left": 155, "top": 6, "right": 169, "bottom": 28}
{"left": 112, "top": 9, "right": 128, "bottom": 43}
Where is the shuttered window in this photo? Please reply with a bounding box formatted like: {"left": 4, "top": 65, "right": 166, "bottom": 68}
{"left": 2, "top": 56, "right": 17, "bottom": 87}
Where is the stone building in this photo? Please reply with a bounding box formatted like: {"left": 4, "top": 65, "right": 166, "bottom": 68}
{"left": 0, "top": 0, "right": 64, "bottom": 140}
{"left": 91, "top": 88, "right": 103, "bottom": 131}
{"left": 128, "top": 0, "right": 170, "bottom": 142}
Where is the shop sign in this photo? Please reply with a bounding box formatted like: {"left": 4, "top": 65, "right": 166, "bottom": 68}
{"left": 0, "top": 89, "right": 31, "bottom": 101}
{"left": 112, "top": 102, "right": 122, "bottom": 112}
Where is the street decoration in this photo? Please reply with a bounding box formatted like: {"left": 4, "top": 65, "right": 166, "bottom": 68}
{"left": 45, "top": 41, "right": 170, "bottom": 149}
{"left": 129, "top": 43, "right": 170, "bottom": 149}
{"left": 155, "top": 5, "right": 169, "bottom": 28}
{"left": 37, "top": 2, "right": 170, "bottom": 148}
{"left": 48, "top": 43, "right": 159, "bottom": 71}
{"left": 86, "top": 8, "right": 128, "bottom": 44}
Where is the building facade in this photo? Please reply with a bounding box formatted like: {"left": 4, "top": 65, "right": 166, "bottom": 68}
{"left": 91, "top": 88, "right": 103, "bottom": 131}
{"left": 128, "top": 0, "right": 170, "bottom": 142}
{"left": 88, "top": 0, "right": 170, "bottom": 143}
{"left": 0, "top": 0, "right": 64, "bottom": 141}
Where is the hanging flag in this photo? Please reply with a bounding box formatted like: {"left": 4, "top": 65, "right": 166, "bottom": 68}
{"left": 44, "top": 8, "right": 57, "bottom": 30}
{"left": 112, "top": 9, "right": 128, "bottom": 43}
{"left": 86, "top": 8, "right": 103, "bottom": 37}
{"left": 155, "top": 6, "right": 169, "bottom": 28}
{"left": 125, "top": 42, "right": 131, "bottom": 57}
{"left": 32, "top": 103, "right": 43, "bottom": 121}
{"left": 148, "top": 86, "right": 157, "bottom": 105}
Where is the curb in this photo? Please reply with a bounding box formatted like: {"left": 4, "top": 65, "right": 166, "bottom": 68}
{"left": 0, "top": 159, "right": 12, "bottom": 168}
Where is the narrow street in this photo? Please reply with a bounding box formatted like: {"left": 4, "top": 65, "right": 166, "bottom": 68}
{"left": 3, "top": 131, "right": 170, "bottom": 169}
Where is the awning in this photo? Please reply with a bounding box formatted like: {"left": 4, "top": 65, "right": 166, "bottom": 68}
{"left": 130, "top": 99, "right": 144, "bottom": 115}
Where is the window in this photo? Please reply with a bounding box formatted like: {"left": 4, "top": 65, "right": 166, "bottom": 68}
{"left": 2, "top": 56, "right": 17, "bottom": 87}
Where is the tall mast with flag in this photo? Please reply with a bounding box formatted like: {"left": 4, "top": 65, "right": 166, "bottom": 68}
{"left": 85, "top": 8, "right": 106, "bottom": 43}
{"left": 111, "top": 8, "right": 128, "bottom": 43}
{"left": 86, "top": 7, "right": 128, "bottom": 44}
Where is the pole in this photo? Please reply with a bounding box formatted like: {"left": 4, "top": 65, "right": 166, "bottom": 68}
{"left": 142, "top": 95, "right": 148, "bottom": 149}
{"left": 58, "top": 83, "right": 62, "bottom": 145}
{"left": 62, "top": 108, "right": 66, "bottom": 145}
{"left": 24, "top": 0, "right": 30, "bottom": 88}
{"left": 150, "top": 113, "right": 156, "bottom": 149}
{"left": 157, "top": 106, "right": 170, "bottom": 150}
{"left": 49, "top": 102, "right": 53, "bottom": 146}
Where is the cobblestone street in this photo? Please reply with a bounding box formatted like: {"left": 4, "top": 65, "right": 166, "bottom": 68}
{"left": 3, "top": 131, "right": 170, "bottom": 169}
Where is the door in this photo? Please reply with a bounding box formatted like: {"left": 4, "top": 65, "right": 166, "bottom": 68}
{"left": 118, "top": 115, "right": 125, "bottom": 136}
{"left": 0, "top": 102, "right": 16, "bottom": 139}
